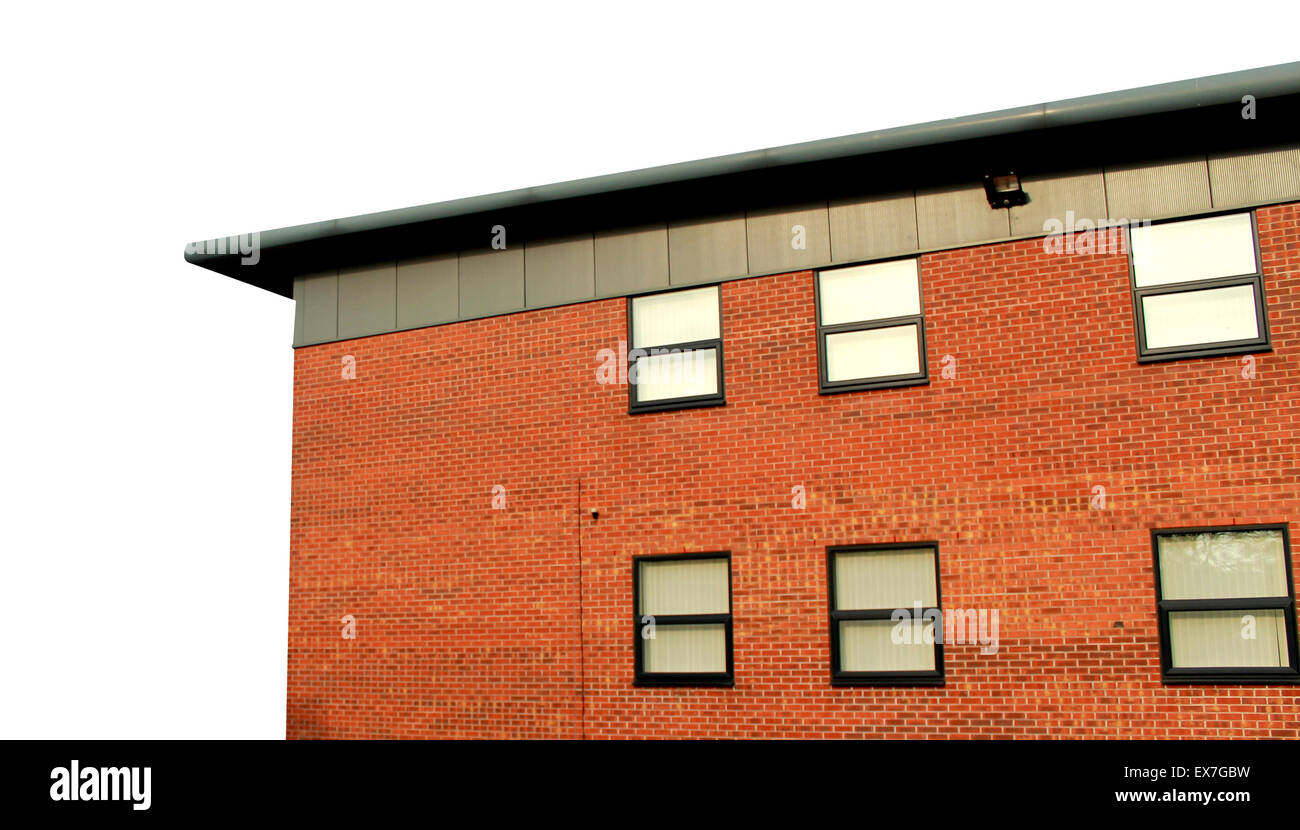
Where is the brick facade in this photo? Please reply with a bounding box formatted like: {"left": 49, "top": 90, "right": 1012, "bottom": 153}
{"left": 287, "top": 201, "right": 1300, "bottom": 738}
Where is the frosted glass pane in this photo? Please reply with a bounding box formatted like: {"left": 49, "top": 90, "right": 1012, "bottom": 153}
{"left": 1158, "top": 530, "right": 1288, "bottom": 600}
{"left": 640, "top": 558, "right": 729, "bottom": 616}
{"left": 835, "top": 548, "right": 936, "bottom": 610}
{"left": 840, "top": 619, "right": 936, "bottom": 671}
{"left": 825, "top": 325, "right": 919, "bottom": 382}
{"left": 1141, "top": 284, "right": 1258, "bottom": 349}
{"left": 644, "top": 624, "right": 726, "bottom": 673}
{"left": 632, "top": 348, "right": 718, "bottom": 402}
{"left": 1169, "top": 609, "right": 1289, "bottom": 668}
{"left": 1132, "top": 213, "right": 1257, "bottom": 287}
{"left": 819, "top": 259, "right": 920, "bottom": 325}
{"left": 631, "top": 286, "right": 719, "bottom": 347}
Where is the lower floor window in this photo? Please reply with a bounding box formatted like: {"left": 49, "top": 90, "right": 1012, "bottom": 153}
{"left": 633, "top": 553, "right": 733, "bottom": 686}
{"left": 617, "top": 526, "right": 1298, "bottom": 688}
{"left": 1153, "top": 524, "right": 1299, "bottom": 683}
{"left": 827, "top": 543, "right": 944, "bottom": 685}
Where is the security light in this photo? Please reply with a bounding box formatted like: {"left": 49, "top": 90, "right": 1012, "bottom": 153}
{"left": 983, "top": 172, "right": 1028, "bottom": 208}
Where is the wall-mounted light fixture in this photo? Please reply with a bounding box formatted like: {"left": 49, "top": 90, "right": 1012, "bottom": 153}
{"left": 983, "top": 172, "right": 1029, "bottom": 208}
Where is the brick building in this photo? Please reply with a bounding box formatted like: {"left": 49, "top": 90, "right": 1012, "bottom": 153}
{"left": 189, "top": 64, "right": 1300, "bottom": 738}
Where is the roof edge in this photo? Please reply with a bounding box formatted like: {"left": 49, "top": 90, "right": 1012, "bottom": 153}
{"left": 184, "top": 61, "right": 1300, "bottom": 275}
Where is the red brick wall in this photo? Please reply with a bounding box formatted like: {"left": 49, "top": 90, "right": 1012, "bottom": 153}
{"left": 287, "top": 202, "right": 1300, "bottom": 738}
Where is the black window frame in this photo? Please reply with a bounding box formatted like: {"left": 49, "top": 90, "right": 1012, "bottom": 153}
{"left": 826, "top": 542, "right": 945, "bottom": 687}
{"left": 814, "top": 256, "right": 929, "bottom": 394}
{"left": 632, "top": 551, "right": 734, "bottom": 687}
{"left": 626, "top": 284, "right": 726, "bottom": 414}
{"left": 1128, "top": 209, "right": 1272, "bottom": 363}
{"left": 1151, "top": 523, "right": 1299, "bottom": 685}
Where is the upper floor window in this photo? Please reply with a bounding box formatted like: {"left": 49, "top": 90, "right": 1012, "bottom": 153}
{"left": 1152, "top": 524, "right": 1298, "bottom": 683}
{"left": 1129, "top": 212, "right": 1270, "bottom": 362}
{"left": 627, "top": 285, "right": 724, "bottom": 413}
{"left": 633, "top": 553, "right": 733, "bottom": 686}
{"left": 815, "top": 258, "right": 928, "bottom": 393}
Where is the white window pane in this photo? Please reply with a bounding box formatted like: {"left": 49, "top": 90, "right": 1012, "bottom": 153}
{"left": 1141, "top": 284, "right": 1258, "bottom": 349}
{"left": 840, "top": 619, "right": 936, "bottom": 671}
{"left": 835, "top": 548, "right": 936, "bottom": 610}
{"left": 819, "top": 259, "right": 920, "bottom": 325}
{"left": 1131, "top": 212, "right": 1258, "bottom": 287}
{"left": 630, "top": 286, "right": 719, "bottom": 348}
{"left": 644, "top": 624, "right": 726, "bottom": 673}
{"left": 639, "top": 558, "right": 729, "bottom": 616}
{"left": 1169, "top": 609, "right": 1289, "bottom": 668}
{"left": 632, "top": 348, "right": 718, "bottom": 402}
{"left": 825, "top": 325, "right": 920, "bottom": 382}
{"left": 1158, "top": 530, "right": 1289, "bottom": 600}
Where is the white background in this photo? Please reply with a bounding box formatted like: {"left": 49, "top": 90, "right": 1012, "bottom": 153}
{"left": 1, "top": 2, "right": 1296, "bottom": 738}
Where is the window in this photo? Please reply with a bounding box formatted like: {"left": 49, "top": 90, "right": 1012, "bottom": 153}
{"left": 626, "top": 285, "right": 724, "bottom": 413}
{"left": 1129, "top": 212, "right": 1270, "bottom": 362}
{"left": 827, "top": 543, "right": 943, "bottom": 685}
{"left": 633, "top": 553, "right": 732, "bottom": 686}
{"left": 1152, "top": 525, "right": 1298, "bottom": 683}
{"left": 815, "top": 258, "right": 928, "bottom": 392}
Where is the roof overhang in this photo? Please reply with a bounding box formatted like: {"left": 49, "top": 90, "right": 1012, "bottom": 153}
{"left": 185, "top": 61, "right": 1300, "bottom": 299}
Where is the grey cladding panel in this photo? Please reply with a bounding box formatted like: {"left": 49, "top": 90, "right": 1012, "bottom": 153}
{"left": 300, "top": 271, "right": 338, "bottom": 345}
{"left": 829, "top": 191, "right": 918, "bottom": 262}
{"left": 594, "top": 225, "right": 670, "bottom": 296}
{"left": 337, "top": 263, "right": 397, "bottom": 340}
{"left": 397, "top": 254, "right": 458, "bottom": 329}
{"left": 1010, "top": 170, "right": 1107, "bottom": 236}
{"left": 459, "top": 247, "right": 524, "bottom": 317}
{"left": 1209, "top": 144, "right": 1300, "bottom": 208}
{"left": 915, "top": 184, "right": 1011, "bottom": 249}
{"left": 292, "top": 148, "right": 1288, "bottom": 347}
{"left": 745, "top": 203, "right": 831, "bottom": 273}
{"left": 1105, "top": 157, "right": 1211, "bottom": 220}
{"left": 525, "top": 235, "right": 595, "bottom": 308}
{"left": 292, "top": 276, "right": 306, "bottom": 345}
{"left": 668, "top": 214, "right": 748, "bottom": 285}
